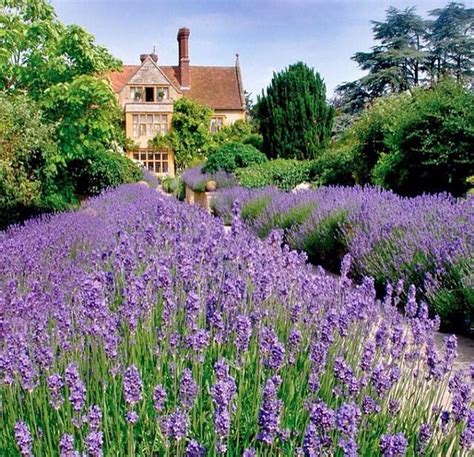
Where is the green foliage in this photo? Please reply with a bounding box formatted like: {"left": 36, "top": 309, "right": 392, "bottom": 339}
{"left": 350, "top": 93, "right": 411, "bottom": 184}
{"left": 236, "top": 159, "right": 314, "bottom": 191}
{"left": 429, "top": 257, "right": 474, "bottom": 331}
{"left": 311, "top": 140, "right": 356, "bottom": 186}
{"left": 335, "top": 3, "right": 474, "bottom": 113}
{"left": 161, "top": 176, "right": 179, "bottom": 194}
{"left": 43, "top": 75, "right": 125, "bottom": 161}
{"left": 0, "top": 0, "right": 133, "bottom": 227}
{"left": 372, "top": 79, "right": 474, "bottom": 196}
{"left": 242, "top": 133, "right": 264, "bottom": 151}
{"left": 203, "top": 142, "right": 267, "bottom": 173}
{"left": 301, "top": 210, "right": 349, "bottom": 272}
{"left": 70, "top": 150, "right": 141, "bottom": 197}
{"left": 154, "top": 98, "right": 213, "bottom": 171}
{"left": 258, "top": 203, "right": 316, "bottom": 238}
{"left": 0, "top": 0, "right": 121, "bottom": 95}
{"left": 211, "top": 119, "right": 256, "bottom": 145}
{"left": 0, "top": 93, "right": 70, "bottom": 228}
{"left": 241, "top": 196, "right": 272, "bottom": 223}
{"left": 255, "top": 62, "right": 335, "bottom": 160}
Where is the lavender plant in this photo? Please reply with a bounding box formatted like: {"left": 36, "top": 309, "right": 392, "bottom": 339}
{"left": 212, "top": 186, "right": 474, "bottom": 330}
{"left": 1, "top": 184, "right": 472, "bottom": 455}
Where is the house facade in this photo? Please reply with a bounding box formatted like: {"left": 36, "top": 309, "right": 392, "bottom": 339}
{"left": 108, "top": 28, "right": 246, "bottom": 176}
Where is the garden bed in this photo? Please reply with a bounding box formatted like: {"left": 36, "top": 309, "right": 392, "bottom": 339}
{"left": 1, "top": 184, "right": 472, "bottom": 455}
{"left": 212, "top": 185, "right": 474, "bottom": 333}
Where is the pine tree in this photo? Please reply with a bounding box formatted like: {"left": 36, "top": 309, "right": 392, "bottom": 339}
{"left": 255, "top": 62, "right": 334, "bottom": 160}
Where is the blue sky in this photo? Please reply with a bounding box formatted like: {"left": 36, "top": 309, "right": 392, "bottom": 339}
{"left": 51, "top": 0, "right": 451, "bottom": 99}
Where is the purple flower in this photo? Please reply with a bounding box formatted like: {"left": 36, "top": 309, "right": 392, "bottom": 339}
{"left": 65, "top": 363, "right": 86, "bottom": 412}
{"left": 47, "top": 373, "right": 64, "bottom": 410}
{"left": 243, "top": 449, "right": 256, "bottom": 457}
{"left": 185, "top": 439, "right": 206, "bottom": 456}
{"left": 418, "top": 423, "right": 431, "bottom": 452}
{"left": 258, "top": 375, "right": 283, "bottom": 445}
{"left": 371, "top": 364, "right": 393, "bottom": 397}
{"left": 59, "top": 433, "right": 79, "bottom": 457}
{"left": 14, "top": 422, "right": 32, "bottom": 456}
{"left": 260, "top": 326, "right": 286, "bottom": 370}
{"left": 336, "top": 403, "right": 361, "bottom": 437}
{"left": 153, "top": 384, "right": 167, "bottom": 413}
{"left": 211, "top": 360, "right": 236, "bottom": 440}
{"left": 85, "top": 430, "right": 103, "bottom": 457}
{"left": 180, "top": 368, "right": 198, "bottom": 409}
{"left": 360, "top": 341, "right": 376, "bottom": 372}
{"left": 362, "top": 396, "right": 380, "bottom": 415}
{"left": 123, "top": 365, "right": 143, "bottom": 406}
{"left": 162, "top": 409, "right": 189, "bottom": 441}
{"left": 460, "top": 410, "right": 474, "bottom": 449}
{"left": 339, "top": 437, "right": 358, "bottom": 457}
{"left": 380, "top": 432, "right": 408, "bottom": 456}
{"left": 234, "top": 314, "right": 252, "bottom": 352}
{"left": 125, "top": 410, "right": 139, "bottom": 424}
{"left": 87, "top": 405, "right": 102, "bottom": 431}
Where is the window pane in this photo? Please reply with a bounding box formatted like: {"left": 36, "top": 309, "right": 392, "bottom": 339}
{"left": 140, "top": 114, "right": 146, "bottom": 122}
{"left": 139, "top": 124, "right": 146, "bottom": 135}
{"left": 147, "top": 115, "right": 153, "bottom": 123}
{"left": 162, "top": 153, "right": 168, "bottom": 161}
{"left": 131, "top": 87, "right": 142, "bottom": 101}
{"left": 147, "top": 124, "right": 153, "bottom": 136}
{"left": 132, "top": 115, "right": 138, "bottom": 123}
{"left": 132, "top": 126, "right": 139, "bottom": 138}
{"left": 133, "top": 153, "right": 139, "bottom": 160}
{"left": 154, "top": 162, "right": 161, "bottom": 173}
{"left": 148, "top": 163, "right": 154, "bottom": 170}
{"left": 162, "top": 161, "right": 168, "bottom": 173}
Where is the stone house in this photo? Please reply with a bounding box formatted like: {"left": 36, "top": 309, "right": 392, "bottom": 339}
{"left": 108, "top": 28, "right": 246, "bottom": 176}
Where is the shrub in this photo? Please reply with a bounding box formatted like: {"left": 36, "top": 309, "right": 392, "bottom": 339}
{"left": 311, "top": 140, "right": 356, "bottom": 186}
{"left": 242, "top": 133, "right": 264, "bottom": 151}
{"left": 153, "top": 98, "right": 213, "bottom": 171}
{"left": 372, "top": 79, "right": 474, "bottom": 196}
{"left": 258, "top": 202, "right": 316, "bottom": 238}
{"left": 203, "top": 142, "right": 267, "bottom": 173}
{"left": 255, "top": 62, "right": 335, "bottom": 160}
{"left": 236, "top": 159, "right": 313, "bottom": 191}
{"left": 0, "top": 94, "right": 69, "bottom": 228}
{"left": 241, "top": 195, "right": 273, "bottom": 223}
{"left": 301, "top": 210, "right": 349, "bottom": 271}
{"left": 71, "top": 150, "right": 141, "bottom": 196}
{"left": 427, "top": 257, "right": 474, "bottom": 331}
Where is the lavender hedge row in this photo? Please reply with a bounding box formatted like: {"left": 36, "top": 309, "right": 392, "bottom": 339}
{"left": 1, "top": 184, "right": 473, "bottom": 455}
{"left": 211, "top": 186, "right": 474, "bottom": 331}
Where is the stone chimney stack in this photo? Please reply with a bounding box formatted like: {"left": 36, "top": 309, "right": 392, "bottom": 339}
{"left": 177, "top": 27, "right": 190, "bottom": 90}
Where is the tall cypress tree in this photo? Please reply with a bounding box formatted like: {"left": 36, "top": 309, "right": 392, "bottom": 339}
{"left": 256, "top": 62, "right": 334, "bottom": 160}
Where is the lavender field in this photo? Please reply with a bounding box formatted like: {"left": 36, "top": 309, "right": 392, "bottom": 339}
{"left": 1, "top": 184, "right": 473, "bottom": 456}
{"left": 212, "top": 186, "right": 474, "bottom": 332}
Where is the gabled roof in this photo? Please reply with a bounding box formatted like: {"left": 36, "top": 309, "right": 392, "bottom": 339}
{"left": 108, "top": 64, "right": 245, "bottom": 111}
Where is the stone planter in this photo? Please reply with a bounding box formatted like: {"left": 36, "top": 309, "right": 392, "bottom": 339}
{"left": 185, "top": 185, "right": 215, "bottom": 211}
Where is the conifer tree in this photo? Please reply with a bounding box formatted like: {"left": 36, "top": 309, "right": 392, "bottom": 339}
{"left": 255, "top": 62, "right": 334, "bottom": 160}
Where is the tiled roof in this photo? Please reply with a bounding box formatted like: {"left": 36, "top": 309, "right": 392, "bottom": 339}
{"left": 108, "top": 65, "right": 140, "bottom": 93}
{"left": 108, "top": 64, "right": 245, "bottom": 111}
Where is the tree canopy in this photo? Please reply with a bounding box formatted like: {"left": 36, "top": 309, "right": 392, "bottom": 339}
{"left": 335, "top": 2, "right": 473, "bottom": 114}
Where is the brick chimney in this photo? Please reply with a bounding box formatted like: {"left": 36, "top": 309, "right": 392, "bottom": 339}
{"left": 177, "top": 27, "right": 190, "bottom": 90}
